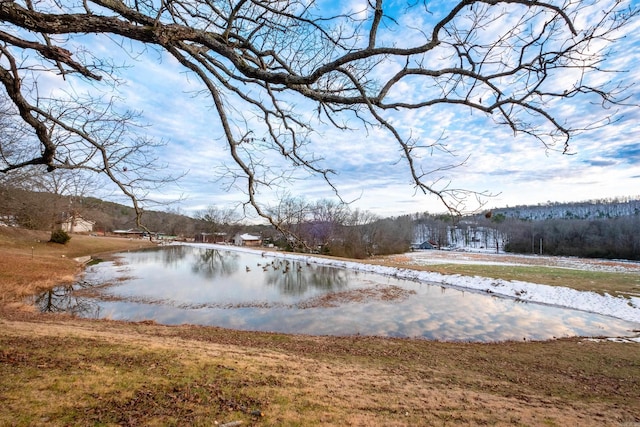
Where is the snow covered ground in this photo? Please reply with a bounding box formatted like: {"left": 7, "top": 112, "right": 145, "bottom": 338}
{"left": 180, "top": 243, "right": 640, "bottom": 342}
{"left": 397, "top": 249, "right": 640, "bottom": 273}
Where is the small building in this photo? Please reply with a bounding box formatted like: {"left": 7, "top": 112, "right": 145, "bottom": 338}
{"left": 410, "top": 241, "right": 435, "bottom": 250}
{"left": 60, "top": 215, "right": 95, "bottom": 233}
{"left": 233, "top": 233, "right": 262, "bottom": 247}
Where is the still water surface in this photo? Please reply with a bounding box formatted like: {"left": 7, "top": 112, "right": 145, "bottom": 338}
{"left": 37, "top": 245, "right": 639, "bottom": 342}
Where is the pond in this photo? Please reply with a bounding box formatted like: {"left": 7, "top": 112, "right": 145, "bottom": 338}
{"left": 35, "top": 245, "right": 639, "bottom": 342}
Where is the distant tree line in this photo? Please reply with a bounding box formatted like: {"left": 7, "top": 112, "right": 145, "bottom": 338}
{"left": 414, "top": 209, "right": 640, "bottom": 261}
{"left": 496, "top": 197, "right": 640, "bottom": 221}
{"left": 195, "top": 196, "right": 413, "bottom": 259}
{"left": 0, "top": 183, "right": 413, "bottom": 259}
{"left": 260, "top": 195, "right": 413, "bottom": 258}
{"left": 4, "top": 178, "right": 638, "bottom": 260}
{"left": 503, "top": 216, "right": 640, "bottom": 260}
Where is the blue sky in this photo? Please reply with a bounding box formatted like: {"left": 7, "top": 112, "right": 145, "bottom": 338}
{"left": 79, "top": 0, "right": 640, "bottom": 218}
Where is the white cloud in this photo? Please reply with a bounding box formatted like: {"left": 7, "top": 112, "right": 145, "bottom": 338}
{"left": 44, "top": 1, "right": 639, "bottom": 218}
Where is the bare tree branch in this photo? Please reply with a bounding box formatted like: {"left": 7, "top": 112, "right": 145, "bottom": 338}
{"left": 1, "top": 0, "right": 638, "bottom": 236}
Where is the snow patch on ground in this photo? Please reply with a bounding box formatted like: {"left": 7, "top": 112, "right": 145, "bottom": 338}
{"left": 584, "top": 337, "right": 640, "bottom": 344}
{"left": 401, "top": 249, "right": 640, "bottom": 273}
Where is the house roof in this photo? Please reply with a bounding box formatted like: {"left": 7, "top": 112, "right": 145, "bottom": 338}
{"left": 238, "top": 233, "right": 261, "bottom": 240}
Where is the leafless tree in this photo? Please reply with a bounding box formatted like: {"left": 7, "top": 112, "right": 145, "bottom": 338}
{"left": 367, "top": 215, "right": 414, "bottom": 255}
{"left": 2, "top": 166, "right": 97, "bottom": 231}
{"left": 32, "top": 168, "right": 97, "bottom": 231}
{"left": 196, "top": 205, "right": 242, "bottom": 238}
{"left": 1, "top": 0, "right": 637, "bottom": 231}
{"left": 0, "top": 67, "right": 177, "bottom": 226}
{"left": 306, "top": 199, "right": 350, "bottom": 248}
{"left": 335, "top": 208, "right": 381, "bottom": 258}
{"left": 265, "top": 193, "right": 312, "bottom": 247}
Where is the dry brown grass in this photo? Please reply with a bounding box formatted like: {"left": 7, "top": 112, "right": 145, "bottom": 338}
{"left": 1, "top": 227, "right": 639, "bottom": 426}
{"left": 0, "top": 227, "right": 155, "bottom": 304}
{"left": 2, "top": 317, "right": 639, "bottom": 426}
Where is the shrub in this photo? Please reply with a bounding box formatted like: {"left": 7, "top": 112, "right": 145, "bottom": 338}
{"left": 49, "top": 229, "right": 71, "bottom": 244}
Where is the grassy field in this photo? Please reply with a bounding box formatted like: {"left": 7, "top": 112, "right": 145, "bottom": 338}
{"left": 0, "top": 227, "right": 156, "bottom": 303}
{"left": 1, "top": 227, "right": 639, "bottom": 426}
{"left": 386, "top": 263, "right": 640, "bottom": 299}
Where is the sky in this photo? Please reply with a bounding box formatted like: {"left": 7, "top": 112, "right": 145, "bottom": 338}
{"left": 40, "top": 1, "right": 640, "bottom": 219}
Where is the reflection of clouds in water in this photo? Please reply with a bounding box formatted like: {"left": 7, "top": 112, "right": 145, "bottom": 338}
{"left": 262, "top": 294, "right": 634, "bottom": 341}
{"left": 52, "top": 246, "right": 640, "bottom": 342}
{"left": 90, "top": 297, "right": 637, "bottom": 342}
{"left": 391, "top": 295, "right": 587, "bottom": 341}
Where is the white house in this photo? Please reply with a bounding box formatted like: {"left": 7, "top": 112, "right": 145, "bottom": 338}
{"left": 60, "top": 216, "right": 95, "bottom": 233}
{"left": 233, "top": 233, "right": 262, "bottom": 247}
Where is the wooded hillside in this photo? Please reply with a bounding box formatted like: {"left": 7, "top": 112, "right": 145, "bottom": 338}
{"left": 3, "top": 185, "right": 638, "bottom": 260}
{"left": 414, "top": 198, "right": 640, "bottom": 260}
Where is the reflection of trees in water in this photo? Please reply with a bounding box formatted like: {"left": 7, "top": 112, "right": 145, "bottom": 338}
{"left": 191, "top": 249, "right": 240, "bottom": 279}
{"left": 33, "top": 281, "right": 102, "bottom": 318}
{"left": 306, "top": 265, "right": 349, "bottom": 290}
{"left": 159, "top": 245, "right": 191, "bottom": 267}
{"left": 123, "top": 246, "right": 191, "bottom": 268}
{"left": 263, "top": 260, "right": 349, "bottom": 296}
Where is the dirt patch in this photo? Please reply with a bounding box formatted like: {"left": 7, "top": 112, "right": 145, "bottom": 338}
{"left": 297, "top": 285, "right": 416, "bottom": 308}
{"left": 66, "top": 282, "right": 415, "bottom": 311}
